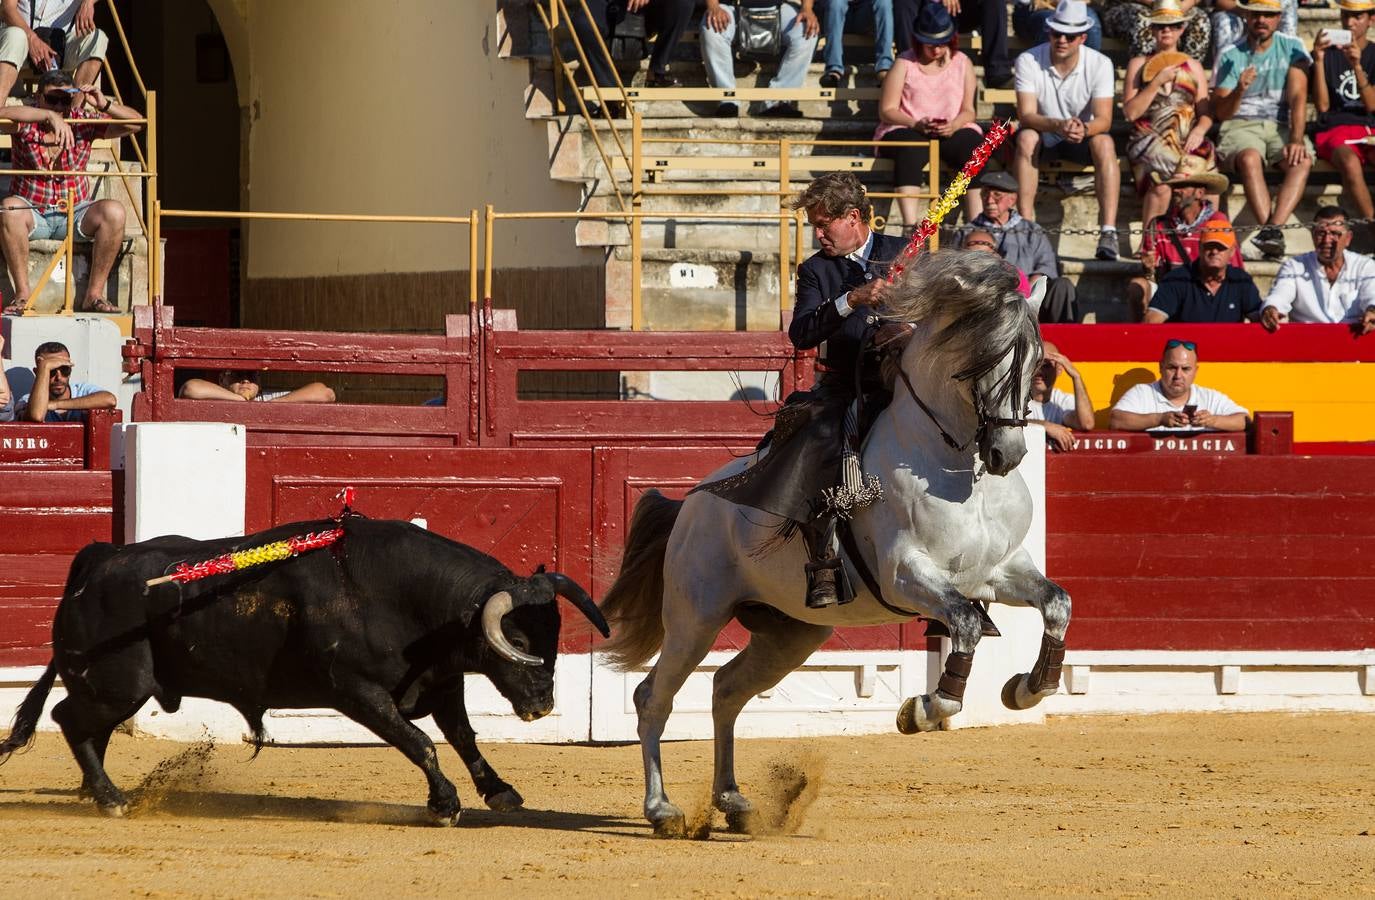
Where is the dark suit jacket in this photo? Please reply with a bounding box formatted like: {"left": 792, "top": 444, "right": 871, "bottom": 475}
{"left": 789, "top": 232, "right": 909, "bottom": 378}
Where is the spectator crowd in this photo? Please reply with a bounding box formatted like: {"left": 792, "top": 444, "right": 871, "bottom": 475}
{"left": 565, "top": 0, "right": 1375, "bottom": 329}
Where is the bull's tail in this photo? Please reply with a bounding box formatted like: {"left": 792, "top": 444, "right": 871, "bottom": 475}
{"left": 599, "top": 490, "right": 682, "bottom": 672}
{"left": 0, "top": 662, "right": 58, "bottom": 763}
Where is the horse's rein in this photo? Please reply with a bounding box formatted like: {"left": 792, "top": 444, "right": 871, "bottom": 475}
{"left": 894, "top": 351, "right": 1029, "bottom": 454}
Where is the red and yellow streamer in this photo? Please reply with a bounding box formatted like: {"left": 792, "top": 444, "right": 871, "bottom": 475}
{"left": 147, "top": 528, "right": 344, "bottom": 587}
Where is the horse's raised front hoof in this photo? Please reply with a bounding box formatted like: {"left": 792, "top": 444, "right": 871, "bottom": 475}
{"left": 1001, "top": 673, "right": 1055, "bottom": 711}
{"left": 97, "top": 801, "right": 129, "bottom": 819}
{"left": 485, "top": 788, "right": 524, "bottom": 812}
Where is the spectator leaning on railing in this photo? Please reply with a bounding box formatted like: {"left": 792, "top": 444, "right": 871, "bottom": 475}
{"left": 1144, "top": 215, "right": 1263, "bottom": 322}
{"left": 701, "top": 0, "right": 820, "bottom": 118}
{"left": 1013, "top": 0, "right": 1122, "bottom": 262}
{"left": 1122, "top": 0, "right": 1218, "bottom": 241}
{"left": 178, "top": 370, "right": 337, "bottom": 404}
{"left": 0, "top": 70, "right": 142, "bottom": 316}
{"left": 1029, "top": 339, "right": 1095, "bottom": 452}
{"left": 1311, "top": 0, "right": 1375, "bottom": 241}
{"left": 1127, "top": 156, "right": 1240, "bottom": 320}
{"left": 15, "top": 339, "right": 114, "bottom": 422}
{"left": 820, "top": 0, "right": 894, "bottom": 87}
{"left": 1260, "top": 205, "right": 1375, "bottom": 332}
{"left": 876, "top": 2, "right": 983, "bottom": 228}
{"left": 0, "top": 0, "right": 106, "bottom": 102}
{"left": 1211, "top": 0, "right": 1312, "bottom": 260}
{"left": 1110, "top": 338, "right": 1249, "bottom": 432}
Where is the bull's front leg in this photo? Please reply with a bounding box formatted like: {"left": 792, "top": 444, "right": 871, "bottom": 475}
{"left": 989, "top": 548, "right": 1071, "bottom": 710}
{"left": 431, "top": 690, "right": 524, "bottom": 812}
{"left": 334, "top": 683, "right": 461, "bottom": 826}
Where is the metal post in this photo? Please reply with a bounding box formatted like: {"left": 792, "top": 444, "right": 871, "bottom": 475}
{"left": 483, "top": 205, "right": 495, "bottom": 301}
{"left": 631, "top": 111, "right": 643, "bottom": 331}
{"left": 778, "top": 139, "right": 791, "bottom": 329}
{"left": 63, "top": 189, "right": 74, "bottom": 314}
{"left": 147, "top": 90, "right": 158, "bottom": 302}
{"left": 468, "top": 209, "right": 479, "bottom": 308}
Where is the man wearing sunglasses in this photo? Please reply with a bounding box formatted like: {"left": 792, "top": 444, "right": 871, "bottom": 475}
{"left": 1110, "top": 338, "right": 1249, "bottom": 432}
{"left": 0, "top": 68, "right": 142, "bottom": 316}
{"left": 16, "top": 339, "right": 114, "bottom": 422}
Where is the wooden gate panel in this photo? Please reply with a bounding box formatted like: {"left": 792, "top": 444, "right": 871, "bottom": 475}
{"left": 245, "top": 447, "right": 598, "bottom": 652}
{"left": 0, "top": 470, "right": 115, "bottom": 666}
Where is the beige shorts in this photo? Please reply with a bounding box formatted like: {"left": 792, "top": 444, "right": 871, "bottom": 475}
{"left": 0, "top": 25, "right": 108, "bottom": 74}
{"left": 1217, "top": 119, "right": 1314, "bottom": 169}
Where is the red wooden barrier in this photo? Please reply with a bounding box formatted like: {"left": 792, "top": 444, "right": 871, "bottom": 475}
{"left": 1042, "top": 323, "right": 1375, "bottom": 362}
{"left": 1046, "top": 454, "right": 1375, "bottom": 651}
{"left": 0, "top": 411, "right": 120, "bottom": 666}
{"left": 128, "top": 305, "right": 480, "bottom": 446}
{"left": 481, "top": 303, "right": 813, "bottom": 447}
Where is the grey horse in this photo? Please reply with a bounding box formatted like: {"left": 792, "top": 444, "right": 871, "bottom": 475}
{"left": 598, "top": 251, "right": 1072, "bottom": 835}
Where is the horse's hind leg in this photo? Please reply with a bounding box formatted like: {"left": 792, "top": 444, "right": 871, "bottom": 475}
{"left": 634, "top": 611, "right": 727, "bottom": 835}
{"left": 711, "top": 612, "right": 832, "bottom": 832}
{"left": 990, "top": 548, "right": 1072, "bottom": 710}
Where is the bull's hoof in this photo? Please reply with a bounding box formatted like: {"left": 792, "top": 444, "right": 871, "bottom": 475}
{"left": 97, "top": 802, "right": 128, "bottom": 819}
{"left": 485, "top": 788, "right": 524, "bottom": 812}
{"left": 425, "top": 806, "right": 461, "bottom": 827}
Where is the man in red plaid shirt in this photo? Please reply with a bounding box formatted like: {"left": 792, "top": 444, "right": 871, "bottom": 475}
{"left": 1, "top": 69, "right": 141, "bottom": 315}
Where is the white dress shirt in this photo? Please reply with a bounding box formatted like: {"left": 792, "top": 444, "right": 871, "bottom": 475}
{"left": 834, "top": 230, "right": 876, "bottom": 318}
{"left": 1262, "top": 250, "right": 1375, "bottom": 324}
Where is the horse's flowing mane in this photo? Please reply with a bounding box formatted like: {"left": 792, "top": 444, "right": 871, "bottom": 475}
{"left": 883, "top": 250, "right": 1042, "bottom": 409}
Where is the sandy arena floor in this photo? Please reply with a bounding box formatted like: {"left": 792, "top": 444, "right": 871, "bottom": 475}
{"left": 1, "top": 712, "right": 1372, "bottom": 898}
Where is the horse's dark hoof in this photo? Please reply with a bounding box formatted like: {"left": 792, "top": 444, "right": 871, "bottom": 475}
{"left": 97, "top": 802, "right": 129, "bottom": 819}
{"left": 425, "top": 806, "right": 461, "bottom": 827}
{"left": 1002, "top": 674, "right": 1025, "bottom": 710}
{"left": 485, "top": 788, "right": 524, "bottom": 812}
{"left": 896, "top": 698, "right": 920, "bottom": 735}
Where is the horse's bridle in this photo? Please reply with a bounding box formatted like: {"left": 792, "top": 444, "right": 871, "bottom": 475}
{"left": 894, "top": 345, "right": 1029, "bottom": 454}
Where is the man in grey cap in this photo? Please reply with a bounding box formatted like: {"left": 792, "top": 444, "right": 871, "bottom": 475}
{"left": 956, "top": 169, "right": 1080, "bottom": 322}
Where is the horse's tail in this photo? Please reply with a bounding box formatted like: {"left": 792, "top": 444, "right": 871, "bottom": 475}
{"left": 599, "top": 489, "right": 683, "bottom": 672}
{"left": 0, "top": 662, "right": 58, "bottom": 764}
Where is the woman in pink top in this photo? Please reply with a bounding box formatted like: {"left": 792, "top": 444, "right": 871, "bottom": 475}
{"left": 876, "top": 2, "right": 983, "bottom": 228}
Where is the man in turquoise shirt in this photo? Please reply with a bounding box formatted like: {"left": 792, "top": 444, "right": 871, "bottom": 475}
{"left": 1213, "top": 0, "right": 1313, "bottom": 260}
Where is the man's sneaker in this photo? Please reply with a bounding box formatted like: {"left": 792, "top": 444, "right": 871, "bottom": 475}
{"left": 1251, "top": 225, "right": 1286, "bottom": 259}
{"left": 819, "top": 69, "right": 842, "bottom": 89}
{"left": 1095, "top": 230, "right": 1119, "bottom": 261}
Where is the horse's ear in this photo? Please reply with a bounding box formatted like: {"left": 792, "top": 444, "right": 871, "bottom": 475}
{"left": 1024, "top": 276, "right": 1048, "bottom": 318}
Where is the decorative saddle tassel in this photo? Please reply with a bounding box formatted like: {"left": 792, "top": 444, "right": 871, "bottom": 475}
{"left": 821, "top": 401, "right": 883, "bottom": 519}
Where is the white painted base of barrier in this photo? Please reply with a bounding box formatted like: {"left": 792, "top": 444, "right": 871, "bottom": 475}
{"left": 121, "top": 422, "right": 246, "bottom": 542}
{"left": 1043, "top": 650, "right": 1375, "bottom": 715}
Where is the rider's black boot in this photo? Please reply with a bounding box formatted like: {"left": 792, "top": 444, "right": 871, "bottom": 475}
{"left": 801, "top": 518, "right": 852, "bottom": 609}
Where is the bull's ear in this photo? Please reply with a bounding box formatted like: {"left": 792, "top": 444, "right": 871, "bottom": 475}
{"left": 533, "top": 563, "right": 547, "bottom": 575}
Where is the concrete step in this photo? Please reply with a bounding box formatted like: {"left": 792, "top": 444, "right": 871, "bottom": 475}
{"left": 6, "top": 234, "right": 150, "bottom": 315}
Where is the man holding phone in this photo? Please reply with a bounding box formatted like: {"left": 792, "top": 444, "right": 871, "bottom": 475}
{"left": 1312, "top": 0, "right": 1375, "bottom": 239}
{"left": 1110, "top": 338, "right": 1249, "bottom": 433}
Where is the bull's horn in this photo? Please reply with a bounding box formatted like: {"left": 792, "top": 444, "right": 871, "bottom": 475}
{"left": 481, "top": 591, "right": 543, "bottom": 666}
{"left": 545, "top": 572, "right": 610, "bottom": 638}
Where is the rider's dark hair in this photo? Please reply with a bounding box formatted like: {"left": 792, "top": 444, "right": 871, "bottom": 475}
{"left": 792, "top": 173, "right": 872, "bottom": 221}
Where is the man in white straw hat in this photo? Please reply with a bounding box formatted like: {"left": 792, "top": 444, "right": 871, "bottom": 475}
{"left": 1212, "top": 0, "right": 1313, "bottom": 260}
{"left": 1013, "top": 0, "right": 1122, "bottom": 261}
{"left": 1312, "top": 0, "right": 1375, "bottom": 242}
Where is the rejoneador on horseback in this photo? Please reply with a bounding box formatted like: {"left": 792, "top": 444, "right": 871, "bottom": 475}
{"left": 598, "top": 245, "right": 1073, "bottom": 836}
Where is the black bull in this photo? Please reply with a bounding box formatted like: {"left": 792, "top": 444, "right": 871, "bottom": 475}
{"left": 0, "top": 516, "right": 608, "bottom": 824}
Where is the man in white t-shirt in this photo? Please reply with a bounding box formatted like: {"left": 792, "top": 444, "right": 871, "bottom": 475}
{"left": 1261, "top": 205, "right": 1375, "bottom": 332}
{"left": 1029, "top": 340, "right": 1095, "bottom": 451}
{"left": 1013, "top": 0, "right": 1121, "bottom": 261}
{"left": 1110, "top": 338, "right": 1249, "bottom": 432}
